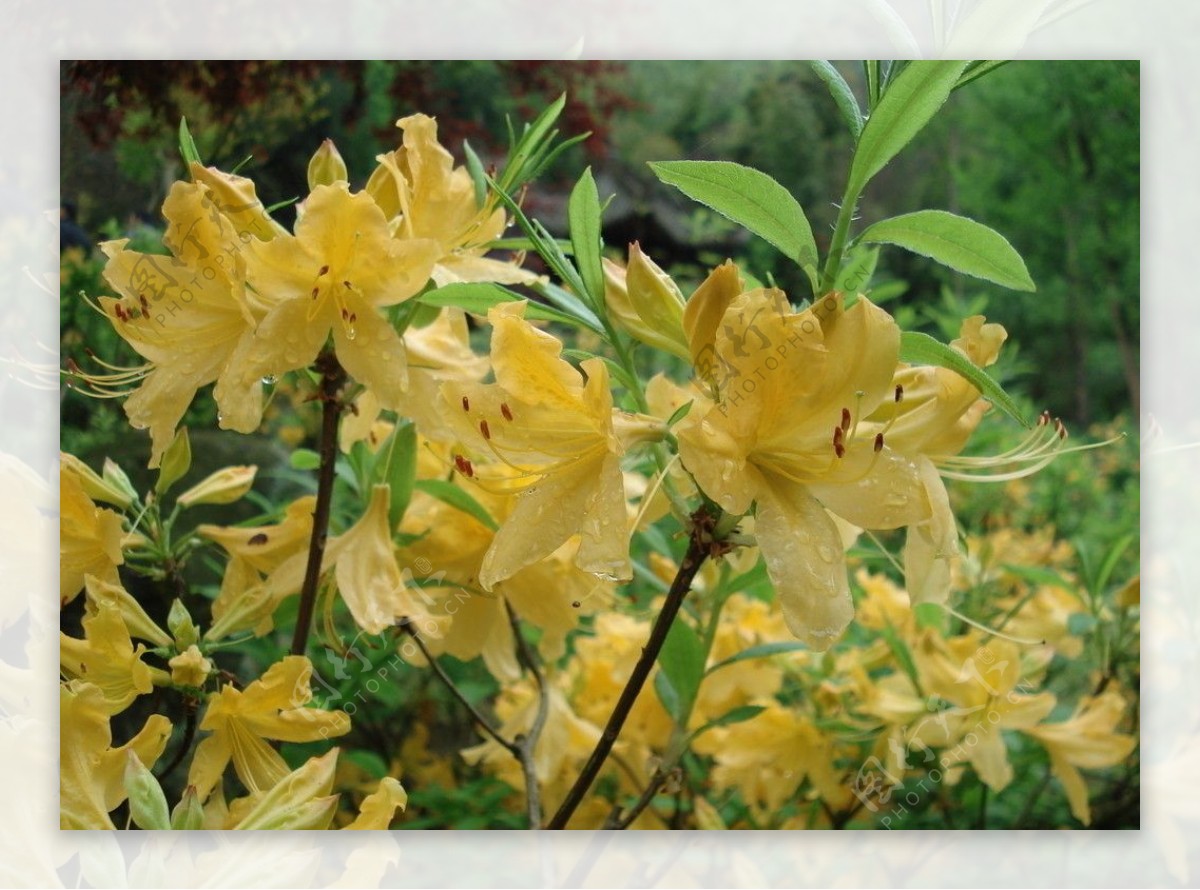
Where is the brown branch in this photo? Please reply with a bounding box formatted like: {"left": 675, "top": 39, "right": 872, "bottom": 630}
{"left": 506, "top": 602, "right": 551, "bottom": 829}
{"left": 546, "top": 506, "right": 719, "bottom": 829}
{"left": 290, "top": 351, "right": 346, "bottom": 656}
{"left": 603, "top": 765, "right": 669, "bottom": 829}
{"left": 398, "top": 618, "right": 518, "bottom": 757}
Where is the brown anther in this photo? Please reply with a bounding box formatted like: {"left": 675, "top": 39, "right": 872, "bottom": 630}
{"left": 834, "top": 441, "right": 846, "bottom": 459}
{"left": 83, "top": 346, "right": 97, "bottom": 358}
{"left": 462, "top": 458, "right": 475, "bottom": 478}
{"left": 114, "top": 304, "right": 127, "bottom": 322}
{"left": 895, "top": 384, "right": 904, "bottom": 403}
{"left": 317, "top": 265, "right": 329, "bottom": 276}
{"left": 248, "top": 532, "right": 269, "bottom": 546}
{"left": 341, "top": 308, "right": 350, "bottom": 321}
{"left": 461, "top": 395, "right": 470, "bottom": 412}
{"left": 840, "top": 407, "right": 852, "bottom": 432}
{"left": 480, "top": 420, "right": 491, "bottom": 440}
{"left": 348, "top": 312, "right": 357, "bottom": 324}
{"left": 501, "top": 402, "right": 513, "bottom": 421}
{"left": 571, "top": 601, "right": 581, "bottom": 609}
{"left": 343, "top": 281, "right": 352, "bottom": 289}
{"left": 833, "top": 425, "right": 844, "bottom": 447}
{"left": 311, "top": 287, "right": 320, "bottom": 299}
{"left": 139, "top": 294, "right": 150, "bottom": 313}
{"left": 874, "top": 432, "right": 885, "bottom": 453}
{"left": 65, "top": 357, "right": 81, "bottom": 374}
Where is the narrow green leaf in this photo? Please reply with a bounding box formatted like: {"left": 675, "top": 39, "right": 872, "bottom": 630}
{"left": 413, "top": 479, "right": 499, "bottom": 531}
{"left": 878, "top": 622, "right": 921, "bottom": 690}
{"left": 690, "top": 704, "right": 766, "bottom": 741}
{"left": 568, "top": 167, "right": 605, "bottom": 308}
{"left": 900, "top": 331, "right": 1030, "bottom": 427}
{"left": 859, "top": 210, "right": 1035, "bottom": 291}
{"left": 707, "top": 641, "right": 808, "bottom": 675}
{"left": 418, "top": 283, "right": 600, "bottom": 332}
{"left": 462, "top": 139, "right": 488, "bottom": 210}
{"left": 648, "top": 160, "right": 819, "bottom": 281}
{"left": 529, "top": 281, "right": 606, "bottom": 333}
{"left": 833, "top": 244, "right": 880, "bottom": 300}
{"left": 560, "top": 349, "right": 638, "bottom": 393}
{"left": 656, "top": 619, "right": 707, "bottom": 721}
{"left": 178, "top": 117, "right": 202, "bottom": 167}
{"left": 377, "top": 420, "right": 417, "bottom": 529}
{"left": 954, "top": 60, "right": 1010, "bottom": 92}
{"left": 653, "top": 670, "right": 681, "bottom": 721}
{"left": 666, "top": 399, "right": 695, "bottom": 428}
{"left": 810, "top": 61, "right": 863, "bottom": 139}
{"left": 847, "top": 61, "right": 970, "bottom": 195}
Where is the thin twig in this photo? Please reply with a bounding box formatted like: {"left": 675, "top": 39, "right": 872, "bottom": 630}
{"left": 506, "top": 602, "right": 550, "bottom": 829}
{"left": 291, "top": 351, "right": 346, "bottom": 656}
{"left": 398, "top": 619, "right": 518, "bottom": 757}
{"left": 546, "top": 506, "right": 719, "bottom": 829}
{"left": 604, "top": 766, "right": 667, "bottom": 829}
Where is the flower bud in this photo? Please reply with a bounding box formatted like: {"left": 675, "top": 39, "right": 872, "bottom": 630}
{"left": 125, "top": 751, "right": 170, "bottom": 831}
{"left": 170, "top": 785, "right": 205, "bottom": 830}
{"left": 167, "top": 599, "right": 200, "bottom": 650}
{"left": 603, "top": 250, "right": 690, "bottom": 360}
{"left": 307, "top": 139, "right": 348, "bottom": 191}
{"left": 176, "top": 465, "right": 257, "bottom": 508}
{"left": 60, "top": 452, "right": 132, "bottom": 509}
{"left": 155, "top": 427, "right": 192, "bottom": 496}
{"left": 168, "top": 644, "right": 212, "bottom": 688}
{"left": 101, "top": 458, "right": 139, "bottom": 507}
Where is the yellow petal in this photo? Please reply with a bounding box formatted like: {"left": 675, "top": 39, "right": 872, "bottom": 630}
{"left": 332, "top": 485, "right": 411, "bottom": 634}
{"left": 754, "top": 476, "right": 854, "bottom": 649}
{"left": 683, "top": 260, "right": 744, "bottom": 378}
{"left": 344, "top": 777, "right": 408, "bottom": 829}
{"left": 233, "top": 749, "right": 340, "bottom": 830}
{"left": 331, "top": 297, "right": 410, "bottom": 409}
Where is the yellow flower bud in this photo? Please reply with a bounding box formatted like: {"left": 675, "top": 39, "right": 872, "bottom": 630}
{"left": 60, "top": 452, "right": 132, "bottom": 509}
{"left": 624, "top": 242, "right": 689, "bottom": 359}
{"left": 176, "top": 465, "right": 257, "bottom": 508}
{"left": 307, "top": 138, "right": 348, "bottom": 190}
{"left": 602, "top": 255, "right": 689, "bottom": 360}
{"left": 170, "top": 785, "right": 205, "bottom": 830}
{"left": 168, "top": 599, "right": 199, "bottom": 649}
{"left": 168, "top": 644, "right": 212, "bottom": 688}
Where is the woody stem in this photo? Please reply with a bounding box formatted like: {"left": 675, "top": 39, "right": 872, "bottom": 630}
{"left": 545, "top": 505, "right": 718, "bottom": 829}
{"left": 290, "top": 351, "right": 346, "bottom": 657}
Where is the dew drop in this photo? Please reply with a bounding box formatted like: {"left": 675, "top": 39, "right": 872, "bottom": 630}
{"left": 817, "top": 544, "right": 834, "bottom": 563}
{"left": 345, "top": 325, "right": 357, "bottom": 341}
{"left": 261, "top": 375, "right": 277, "bottom": 385}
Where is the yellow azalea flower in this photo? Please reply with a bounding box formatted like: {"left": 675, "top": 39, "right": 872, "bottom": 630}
{"left": 188, "top": 160, "right": 287, "bottom": 244}
{"left": 914, "top": 634, "right": 1057, "bottom": 792}
{"left": 401, "top": 476, "right": 610, "bottom": 681}
{"left": 60, "top": 681, "right": 172, "bottom": 829}
{"left": 60, "top": 451, "right": 132, "bottom": 509}
{"left": 60, "top": 598, "right": 165, "bottom": 714}
{"left": 264, "top": 485, "right": 435, "bottom": 635}
{"left": 676, "top": 287, "right": 930, "bottom": 649}
{"left": 441, "top": 301, "right": 665, "bottom": 588}
{"left": 368, "top": 114, "right": 536, "bottom": 286}
{"left": 222, "top": 183, "right": 439, "bottom": 431}
{"left": 1026, "top": 690, "right": 1137, "bottom": 826}
{"left": 340, "top": 308, "right": 490, "bottom": 450}
{"left": 87, "top": 181, "right": 260, "bottom": 466}
{"left": 197, "top": 496, "right": 315, "bottom": 640}
{"left": 187, "top": 655, "right": 350, "bottom": 801}
{"left": 176, "top": 465, "right": 257, "bottom": 507}
{"left": 343, "top": 777, "right": 408, "bottom": 829}
{"left": 82, "top": 575, "right": 171, "bottom": 647}
{"left": 228, "top": 749, "right": 341, "bottom": 830}
{"left": 60, "top": 465, "right": 124, "bottom": 607}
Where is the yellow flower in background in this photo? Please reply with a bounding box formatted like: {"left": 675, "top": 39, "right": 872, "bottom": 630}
{"left": 222, "top": 184, "right": 439, "bottom": 431}
{"left": 60, "top": 598, "right": 164, "bottom": 714}
{"left": 677, "top": 288, "right": 929, "bottom": 649}
{"left": 343, "top": 777, "right": 408, "bottom": 830}
{"left": 169, "top": 644, "right": 214, "bottom": 688}
{"left": 89, "top": 181, "right": 260, "bottom": 466}
{"left": 60, "top": 463, "right": 124, "bottom": 607}
{"left": 60, "top": 681, "right": 172, "bottom": 829}
{"left": 187, "top": 655, "right": 350, "bottom": 801}
{"left": 442, "top": 301, "right": 665, "bottom": 588}
{"left": 1026, "top": 690, "right": 1137, "bottom": 826}
{"left": 368, "top": 114, "right": 536, "bottom": 286}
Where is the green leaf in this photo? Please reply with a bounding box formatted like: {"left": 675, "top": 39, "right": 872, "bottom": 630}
{"left": 900, "top": 331, "right": 1030, "bottom": 428}
{"left": 290, "top": 449, "right": 320, "bottom": 471}
{"left": 653, "top": 671, "right": 681, "bottom": 721}
{"left": 707, "top": 640, "right": 808, "bottom": 675}
{"left": 666, "top": 399, "right": 694, "bottom": 428}
{"left": 656, "top": 619, "right": 707, "bottom": 721}
{"left": 648, "top": 160, "right": 819, "bottom": 286}
{"left": 568, "top": 167, "right": 605, "bottom": 308}
{"left": 178, "top": 117, "right": 202, "bottom": 167}
{"left": 833, "top": 244, "right": 880, "bottom": 303}
{"left": 462, "top": 139, "right": 488, "bottom": 210}
{"left": 156, "top": 427, "right": 191, "bottom": 496}
{"left": 376, "top": 420, "right": 417, "bottom": 529}
{"left": 530, "top": 281, "right": 606, "bottom": 334}
{"left": 413, "top": 479, "right": 499, "bottom": 531}
{"left": 689, "top": 704, "right": 766, "bottom": 741}
{"left": 560, "top": 349, "right": 638, "bottom": 393}
{"left": 913, "top": 602, "right": 947, "bottom": 634}
{"left": 418, "top": 283, "right": 600, "bottom": 332}
{"left": 859, "top": 210, "right": 1035, "bottom": 291}
{"left": 878, "top": 622, "right": 921, "bottom": 690}
{"left": 847, "top": 61, "right": 970, "bottom": 195}
{"left": 810, "top": 61, "right": 863, "bottom": 139}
